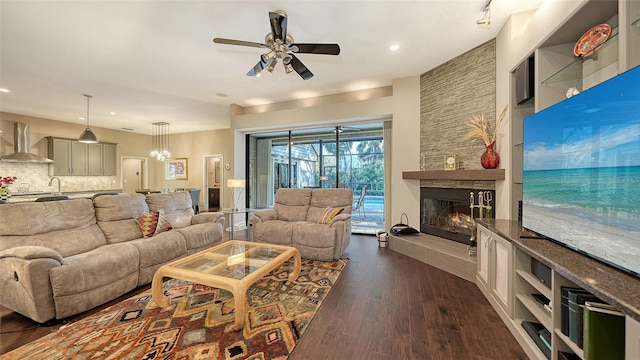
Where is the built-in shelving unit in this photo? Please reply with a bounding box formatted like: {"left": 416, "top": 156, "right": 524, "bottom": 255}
{"left": 477, "top": 220, "right": 640, "bottom": 360}
{"left": 507, "top": 0, "right": 640, "bottom": 222}
{"left": 541, "top": 32, "right": 619, "bottom": 85}
{"left": 402, "top": 169, "right": 505, "bottom": 181}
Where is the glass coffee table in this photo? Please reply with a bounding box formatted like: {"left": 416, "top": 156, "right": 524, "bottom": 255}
{"left": 151, "top": 240, "right": 301, "bottom": 330}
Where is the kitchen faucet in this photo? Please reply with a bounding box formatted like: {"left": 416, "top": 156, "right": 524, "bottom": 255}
{"left": 48, "top": 176, "right": 61, "bottom": 196}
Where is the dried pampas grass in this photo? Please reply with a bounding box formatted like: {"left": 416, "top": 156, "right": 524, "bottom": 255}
{"left": 467, "top": 105, "right": 508, "bottom": 146}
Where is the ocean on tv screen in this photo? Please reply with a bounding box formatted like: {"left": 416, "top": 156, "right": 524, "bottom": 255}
{"left": 522, "top": 65, "right": 640, "bottom": 276}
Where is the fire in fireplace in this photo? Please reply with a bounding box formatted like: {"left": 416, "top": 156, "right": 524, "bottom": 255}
{"left": 420, "top": 187, "right": 495, "bottom": 246}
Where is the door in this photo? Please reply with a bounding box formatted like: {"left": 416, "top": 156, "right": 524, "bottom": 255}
{"left": 121, "top": 157, "right": 146, "bottom": 193}
{"left": 204, "top": 155, "right": 223, "bottom": 211}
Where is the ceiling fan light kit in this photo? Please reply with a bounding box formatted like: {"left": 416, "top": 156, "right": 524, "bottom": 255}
{"left": 213, "top": 10, "right": 340, "bottom": 80}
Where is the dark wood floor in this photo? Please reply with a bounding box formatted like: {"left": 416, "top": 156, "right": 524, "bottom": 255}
{"left": 0, "top": 234, "right": 527, "bottom": 359}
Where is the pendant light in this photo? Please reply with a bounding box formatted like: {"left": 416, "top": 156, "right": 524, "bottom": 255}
{"left": 149, "top": 122, "right": 171, "bottom": 161}
{"left": 78, "top": 94, "right": 98, "bottom": 143}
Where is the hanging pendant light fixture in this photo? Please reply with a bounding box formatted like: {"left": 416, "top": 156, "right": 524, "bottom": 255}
{"left": 78, "top": 94, "right": 98, "bottom": 143}
{"left": 149, "top": 122, "right": 171, "bottom": 161}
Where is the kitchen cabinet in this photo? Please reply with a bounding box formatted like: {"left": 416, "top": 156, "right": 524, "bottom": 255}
{"left": 71, "top": 141, "right": 88, "bottom": 175}
{"left": 49, "top": 138, "right": 72, "bottom": 176}
{"left": 48, "top": 137, "right": 117, "bottom": 176}
{"left": 88, "top": 143, "right": 117, "bottom": 175}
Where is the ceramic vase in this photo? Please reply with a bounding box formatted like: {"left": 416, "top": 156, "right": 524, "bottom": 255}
{"left": 481, "top": 141, "right": 500, "bottom": 169}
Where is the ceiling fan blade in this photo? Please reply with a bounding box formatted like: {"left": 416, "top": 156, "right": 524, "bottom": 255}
{"left": 269, "top": 10, "right": 287, "bottom": 43}
{"left": 289, "top": 54, "right": 314, "bottom": 80}
{"left": 213, "top": 38, "right": 269, "bottom": 49}
{"left": 247, "top": 57, "right": 268, "bottom": 77}
{"left": 291, "top": 43, "right": 340, "bottom": 55}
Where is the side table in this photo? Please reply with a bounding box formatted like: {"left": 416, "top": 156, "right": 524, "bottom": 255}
{"left": 222, "top": 208, "right": 253, "bottom": 240}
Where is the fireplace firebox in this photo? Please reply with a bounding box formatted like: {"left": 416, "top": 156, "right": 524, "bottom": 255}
{"left": 420, "top": 187, "right": 495, "bottom": 246}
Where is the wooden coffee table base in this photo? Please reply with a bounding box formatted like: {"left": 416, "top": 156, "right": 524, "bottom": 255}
{"left": 151, "top": 241, "right": 301, "bottom": 331}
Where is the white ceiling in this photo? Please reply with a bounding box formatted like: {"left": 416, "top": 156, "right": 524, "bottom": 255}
{"left": 0, "top": 0, "right": 543, "bottom": 135}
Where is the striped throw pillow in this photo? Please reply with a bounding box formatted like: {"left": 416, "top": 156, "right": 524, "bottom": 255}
{"left": 318, "top": 207, "right": 344, "bottom": 224}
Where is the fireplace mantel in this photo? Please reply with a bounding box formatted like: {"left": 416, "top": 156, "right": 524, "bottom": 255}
{"left": 402, "top": 169, "right": 505, "bottom": 181}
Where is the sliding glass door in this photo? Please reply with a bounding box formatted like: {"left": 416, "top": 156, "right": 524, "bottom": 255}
{"left": 247, "top": 123, "right": 384, "bottom": 234}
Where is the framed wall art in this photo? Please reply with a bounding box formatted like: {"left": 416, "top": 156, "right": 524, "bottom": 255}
{"left": 165, "top": 158, "right": 188, "bottom": 180}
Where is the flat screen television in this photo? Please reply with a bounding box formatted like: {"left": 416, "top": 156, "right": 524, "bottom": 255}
{"left": 522, "top": 65, "right": 640, "bottom": 278}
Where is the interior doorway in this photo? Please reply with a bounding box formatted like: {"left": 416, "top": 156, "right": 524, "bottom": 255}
{"left": 203, "top": 154, "right": 223, "bottom": 211}
{"left": 121, "top": 157, "right": 148, "bottom": 193}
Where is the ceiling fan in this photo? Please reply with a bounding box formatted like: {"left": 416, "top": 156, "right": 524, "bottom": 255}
{"left": 213, "top": 10, "right": 340, "bottom": 80}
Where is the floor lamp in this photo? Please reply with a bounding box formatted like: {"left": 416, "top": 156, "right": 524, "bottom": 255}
{"left": 227, "top": 179, "right": 246, "bottom": 210}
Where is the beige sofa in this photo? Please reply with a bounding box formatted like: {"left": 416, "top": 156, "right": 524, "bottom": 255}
{"left": 0, "top": 192, "right": 224, "bottom": 323}
{"left": 250, "top": 188, "right": 353, "bottom": 261}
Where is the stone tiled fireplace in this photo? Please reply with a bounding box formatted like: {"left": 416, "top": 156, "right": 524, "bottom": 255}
{"left": 416, "top": 38, "right": 498, "bottom": 247}
{"left": 420, "top": 187, "right": 495, "bottom": 246}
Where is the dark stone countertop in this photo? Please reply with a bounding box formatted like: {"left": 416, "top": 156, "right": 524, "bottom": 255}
{"left": 477, "top": 219, "right": 640, "bottom": 323}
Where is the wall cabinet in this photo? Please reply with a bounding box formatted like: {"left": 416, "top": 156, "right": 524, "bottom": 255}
{"left": 47, "top": 137, "right": 117, "bottom": 176}
{"left": 478, "top": 223, "right": 638, "bottom": 360}
{"left": 88, "top": 143, "right": 117, "bottom": 176}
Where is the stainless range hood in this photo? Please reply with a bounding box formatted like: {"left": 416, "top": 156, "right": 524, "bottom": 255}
{"left": 0, "top": 123, "right": 54, "bottom": 163}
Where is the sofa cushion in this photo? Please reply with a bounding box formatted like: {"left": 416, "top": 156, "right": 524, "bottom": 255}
{"left": 274, "top": 188, "right": 312, "bottom": 222}
{"left": 306, "top": 188, "right": 353, "bottom": 222}
{"left": 50, "top": 243, "right": 139, "bottom": 298}
{"left": 94, "top": 194, "right": 149, "bottom": 244}
{"left": 292, "top": 222, "right": 336, "bottom": 261}
{"left": 127, "top": 230, "right": 186, "bottom": 269}
{"left": 252, "top": 220, "right": 295, "bottom": 246}
{"left": 146, "top": 192, "right": 194, "bottom": 229}
{"left": 174, "top": 223, "right": 221, "bottom": 253}
{"left": 0, "top": 199, "right": 106, "bottom": 257}
{"left": 49, "top": 243, "right": 139, "bottom": 319}
{"left": 318, "top": 207, "right": 344, "bottom": 224}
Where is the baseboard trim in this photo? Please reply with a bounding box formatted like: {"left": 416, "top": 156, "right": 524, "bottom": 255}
{"left": 389, "top": 233, "right": 477, "bottom": 282}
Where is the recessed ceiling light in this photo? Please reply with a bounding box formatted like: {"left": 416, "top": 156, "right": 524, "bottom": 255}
{"left": 79, "top": 117, "right": 86, "bottom": 120}
{"left": 109, "top": 111, "right": 117, "bottom": 115}
{"left": 216, "top": 92, "right": 229, "bottom": 98}
{"left": 122, "top": 127, "right": 134, "bottom": 131}
{"left": 389, "top": 44, "right": 400, "bottom": 51}
{"left": 0, "top": 88, "right": 10, "bottom": 93}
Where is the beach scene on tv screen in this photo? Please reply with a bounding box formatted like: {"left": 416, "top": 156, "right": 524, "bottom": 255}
{"left": 522, "top": 67, "right": 640, "bottom": 275}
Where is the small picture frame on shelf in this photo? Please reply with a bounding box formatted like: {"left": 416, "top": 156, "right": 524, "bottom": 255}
{"left": 165, "top": 158, "right": 188, "bottom": 180}
{"left": 444, "top": 155, "right": 459, "bottom": 171}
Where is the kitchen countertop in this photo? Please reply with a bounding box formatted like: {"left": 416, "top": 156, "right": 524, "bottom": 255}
{"left": 6, "top": 189, "right": 122, "bottom": 203}
{"left": 478, "top": 219, "right": 640, "bottom": 322}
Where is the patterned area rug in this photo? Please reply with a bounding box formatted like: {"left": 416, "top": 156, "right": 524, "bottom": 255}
{"left": 3, "top": 257, "right": 348, "bottom": 360}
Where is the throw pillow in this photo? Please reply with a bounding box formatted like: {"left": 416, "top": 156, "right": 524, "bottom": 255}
{"left": 135, "top": 210, "right": 173, "bottom": 238}
{"left": 154, "top": 209, "right": 173, "bottom": 235}
{"left": 318, "top": 206, "right": 344, "bottom": 224}
{"left": 135, "top": 212, "right": 159, "bottom": 238}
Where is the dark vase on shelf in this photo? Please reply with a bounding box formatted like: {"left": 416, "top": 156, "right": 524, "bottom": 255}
{"left": 481, "top": 141, "right": 500, "bottom": 169}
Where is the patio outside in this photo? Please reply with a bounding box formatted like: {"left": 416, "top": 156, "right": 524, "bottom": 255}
{"left": 351, "top": 193, "right": 385, "bottom": 235}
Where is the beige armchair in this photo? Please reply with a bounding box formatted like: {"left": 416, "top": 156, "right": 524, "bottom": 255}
{"left": 250, "top": 188, "right": 352, "bottom": 261}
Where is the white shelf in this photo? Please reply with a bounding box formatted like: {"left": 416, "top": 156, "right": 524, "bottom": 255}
{"left": 516, "top": 269, "right": 552, "bottom": 299}
{"left": 513, "top": 317, "right": 550, "bottom": 359}
{"left": 226, "top": 225, "right": 248, "bottom": 232}
{"left": 541, "top": 32, "right": 619, "bottom": 85}
{"left": 516, "top": 293, "right": 552, "bottom": 330}
{"left": 555, "top": 329, "right": 584, "bottom": 359}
